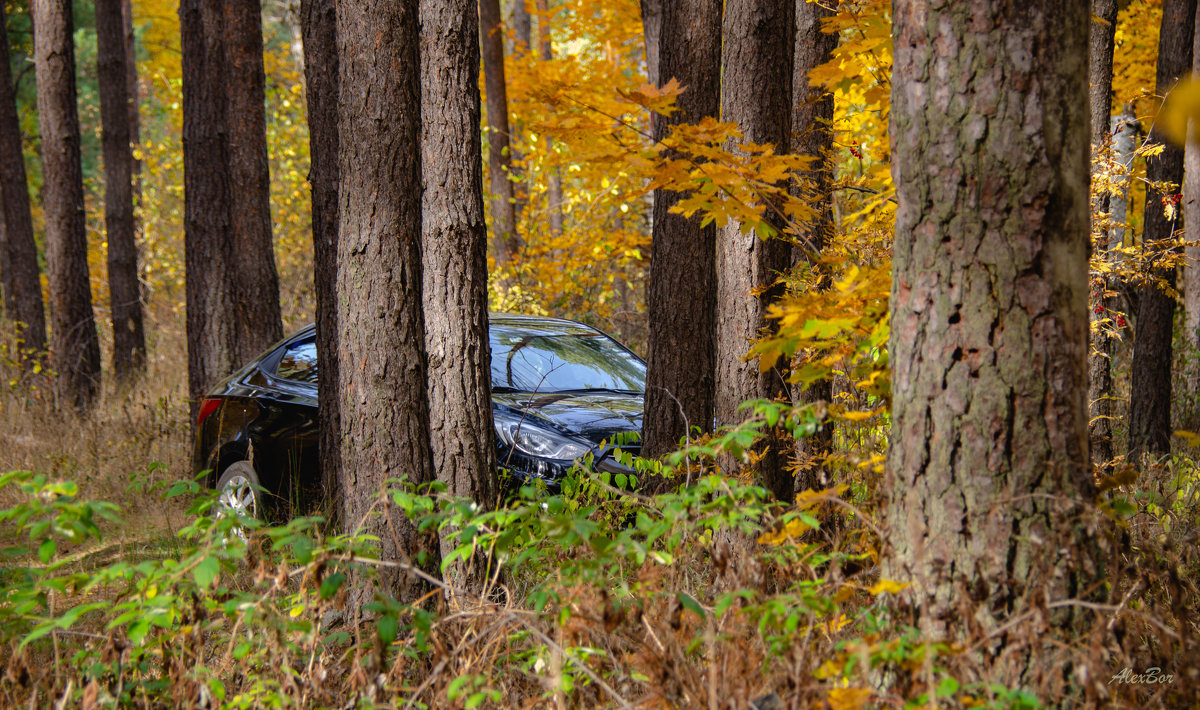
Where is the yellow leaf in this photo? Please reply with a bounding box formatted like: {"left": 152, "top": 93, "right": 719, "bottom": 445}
{"left": 868, "top": 579, "right": 910, "bottom": 596}
{"left": 827, "top": 688, "right": 873, "bottom": 710}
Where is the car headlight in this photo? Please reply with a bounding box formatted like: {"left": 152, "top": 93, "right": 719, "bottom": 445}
{"left": 495, "top": 417, "right": 591, "bottom": 460}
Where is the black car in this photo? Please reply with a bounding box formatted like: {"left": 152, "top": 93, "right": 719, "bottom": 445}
{"left": 194, "top": 313, "right": 645, "bottom": 520}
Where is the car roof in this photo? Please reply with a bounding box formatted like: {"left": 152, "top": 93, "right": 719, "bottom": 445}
{"left": 289, "top": 313, "right": 602, "bottom": 341}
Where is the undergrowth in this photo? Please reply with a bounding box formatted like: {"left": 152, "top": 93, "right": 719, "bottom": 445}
{"left": 0, "top": 401, "right": 1197, "bottom": 709}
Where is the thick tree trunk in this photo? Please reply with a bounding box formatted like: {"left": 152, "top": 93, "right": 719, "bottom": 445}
{"left": 338, "top": 0, "right": 439, "bottom": 601}
{"left": 715, "top": 0, "right": 793, "bottom": 501}
{"left": 97, "top": 0, "right": 146, "bottom": 381}
{"left": 420, "top": 0, "right": 497, "bottom": 565}
{"left": 1129, "top": 0, "right": 1196, "bottom": 460}
{"left": 1088, "top": 0, "right": 1119, "bottom": 463}
{"left": 300, "top": 0, "right": 340, "bottom": 513}
{"left": 641, "top": 0, "right": 721, "bottom": 469}
{"left": 33, "top": 0, "right": 102, "bottom": 412}
{"left": 0, "top": 2, "right": 46, "bottom": 359}
{"left": 789, "top": 0, "right": 837, "bottom": 492}
{"left": 480, "top": 0, "right": 520, "bottom": 267}
{"left": 224, "top": 0, "right": 283, "bottom": 360}
{"left": 887, "top": 0, "right": 1099, "bottom": 648}
{"left": 181, "top": 0, "right": 238, "bottom": 420}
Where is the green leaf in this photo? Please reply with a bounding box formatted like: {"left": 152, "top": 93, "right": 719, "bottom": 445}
{"left": 319, "top": 572, "right": 345, "bottom": 601}
{"left": 677, "top": 592, "right": 705, "bottom": 618}
{"left": 193, "top": 557, "right": 220, "bottom": 589}
{"left": 377, "top": 615, "right": 398, "bottom": 645}
{"left": 38, "top": 539, "right": 55, "bottom": 564}
{"left": 128, "top": 618, "right": 150, "bottom": 645}
{"left": 233, "top": 642, "right": 252, "bottom": 659}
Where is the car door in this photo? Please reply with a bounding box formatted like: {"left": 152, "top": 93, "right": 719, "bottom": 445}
{"left": 249, "top": 335, "right": 321, "bottom": 517}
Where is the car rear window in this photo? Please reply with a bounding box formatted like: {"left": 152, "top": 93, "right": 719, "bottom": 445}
{"left": 276, "top": 339, "right": 318, "bottom": 383}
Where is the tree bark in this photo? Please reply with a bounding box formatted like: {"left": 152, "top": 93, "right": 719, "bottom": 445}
{"left": 887, "top": 0, "right": 1099, "bottom": 647}
{"left": 337, "top": 0, "right": 439, "bottom": 601}
{"left": 181, "top": 0, "right": 239, "bottom": 421}
{"left": 789, "top": 0, "right": 838, "bottom": 492}
{"left": 33, "top": 0, "right": 102, "bottom": 412}
{"left": 300, "top": 0, "right": 341, "bottom": 514}
{"left": 1088, "top": 0, "right": 1119, "bottom": 462}
{"left": 639, "top": 0, "right": 660, "bottom": 87}
{"left": 0, "top": 2, "right": 46, "bottom": 359}
{"left": 641, "top": 0, "right": 721, "bottom": 470}
{"left": 122, "top": 0, "right": 140, "bottom": 192}
{"left": 420, "top": 0, "right": 497, "bottom": 580}
{"left": 97, "top": 0, "right": 146, "bottom": 381}
{"left": 1129, "top": 0, "right": 1195, "bottom": 460}
{"left": 224, "top": 0, "right": 283, "bottom": 361}
{"left": 480, "top": 0, "right": 520, "bottom": 267}
{"left": 715, "top": 0, "right": 793, "bottom": 501}
{"left": 536, "top": 0, "right": 564, "bottom": 237}
{"left": 512, "top": 0, "right": 531, "bottom": 52}
{"left": 1185, "top": 3, "right": 1200, "bottom": 412}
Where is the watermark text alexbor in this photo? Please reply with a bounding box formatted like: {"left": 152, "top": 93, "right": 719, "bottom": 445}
{"left": 1109, "top": 667, "right": 1174, "bottom": 685}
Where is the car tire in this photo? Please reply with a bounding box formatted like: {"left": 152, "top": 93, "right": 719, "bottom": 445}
{"left": 216, "top": 460, "right": 260, "bottom": 524}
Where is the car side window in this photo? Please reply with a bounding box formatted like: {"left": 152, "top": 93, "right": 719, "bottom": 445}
{"left": 276, "top": 339, "right": 318, "bottom": 384}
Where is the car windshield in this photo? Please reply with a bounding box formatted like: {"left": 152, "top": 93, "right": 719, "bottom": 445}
{"left": 490, "top": 327, "right": 645, "bottom": 393}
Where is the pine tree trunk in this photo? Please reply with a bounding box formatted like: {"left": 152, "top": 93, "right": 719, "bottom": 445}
{"left": 420, "top": 0, "right": 497, "bottom": 554}
{"left": 224, "top": 0, "right": 282, "bottom": 360}
{"left": 789, "top": 0, "right": 838, "bottom": 492}
{"left": 715, "top": 0, "right": 793, "bottom": 501}
{"left": 1088, "top": 0, "right": 1119, "bottom": 462}
{"left": 338, "top": 0, "right": 439, "bottom": 602}
{"left": 33, "top": 0, "right": 102, "bottom": 412}
{"left": 1129, "top": 0, "right": 1195, "bottom": 459}
{"left": 181, "top": 0, "right": 238, "bottom": 420}
{"left": 641, "top": 0, "right": 721, "bottom": 469}
{"left": 887, "top": 0, "right": 1099, "bottom": 648}
{"left": 300, "top": 0, "right": 341, "bottom": 521}
{"left": 97, "top": 0, "right": 145, "bottom": 381}
{"left": 480, "top": 0, "right": 520, "bottom": 267}
{"left": 0, "top": 2, "right": 46, "bottom": 359}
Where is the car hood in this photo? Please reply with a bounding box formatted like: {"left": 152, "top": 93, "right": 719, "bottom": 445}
{"left": 492, "top": 390, "right": 643, "bottom": 445}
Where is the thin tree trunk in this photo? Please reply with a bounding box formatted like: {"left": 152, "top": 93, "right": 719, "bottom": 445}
{"left": 480, "top": 0, "right": 520, "bottom": 267}
{"left": 1088, "top": 0, "right": 1119, "bottom": 462}
{"left": 887, "top": 0, "right": 1099, "bottom": 655}
{"left": 715, "top": 0, "right": 793, "bottom": 501}
{"left": 0, "top": 2, "right": 46, "bottom": 359}
{"left": 1129, "top": 0, "right": 1196, "bottom": 460}
{"left": 338, "top": 0, "right": 439, "bottom": 602}
{"left": 121, "top": 0, "right": 140, "bottom": 192}
{"left": 512, "top": 0, "right": 531, "bottom": 52}
{"left": 420, "top": 0, "right": 497, "bottom": 583}
{"left": 641, "top": 0, "right": 721, "bottom": 472}
{"left": 1185, "top": 2, "right": 1200, "bottom": 412}
{"left": 33, "top": 0, "right": 102, "bottom": 412}
{"left": 536, "top": 0, "right": 564, "bottom": 237}
{"left": 639, "top": 0, "right": 660, "bottom": 86}
{"left": 181, "top": 0, "right": 238, "bottom": 420}
{"left": 789, "top": 0, "right": 837, "bottom": 493}
{"left": 224, "top": 0, "right": 282, "bottom": 360}
{"left": 300, "top": 0, "right": 340, "bottom": 514}
{"left": 97, "top": 0, "right": 145, "bottom": 380}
